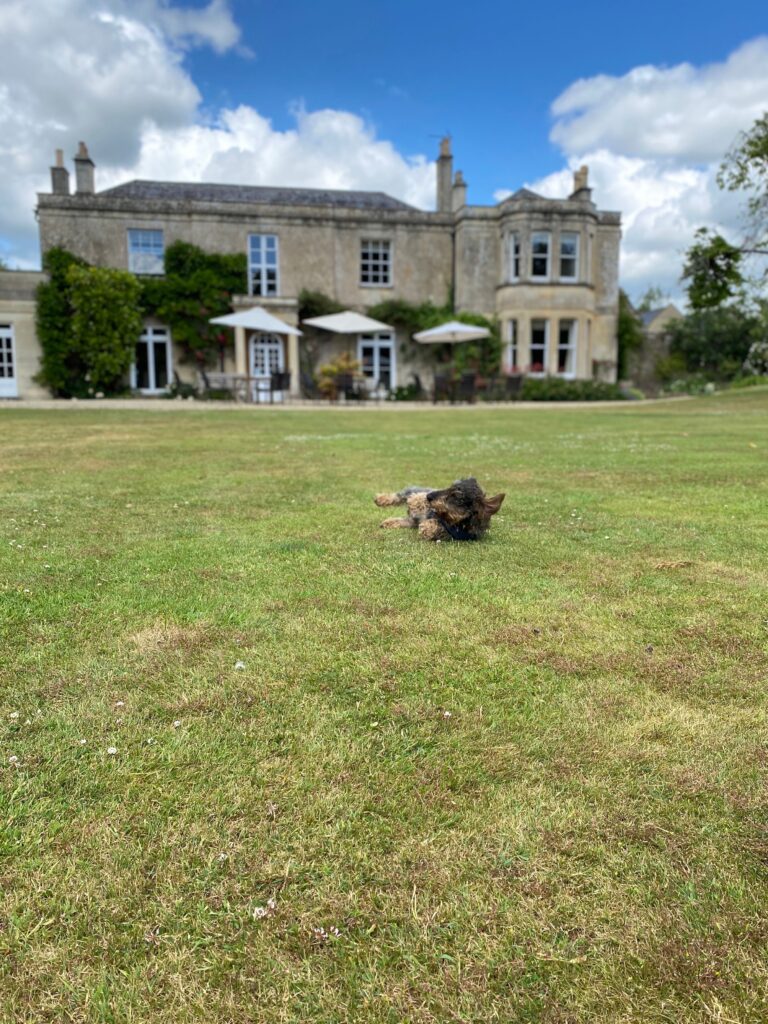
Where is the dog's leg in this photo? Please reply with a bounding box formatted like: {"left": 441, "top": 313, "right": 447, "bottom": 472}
{"left": 418, "top": 518, "right": 449, "bottom": 541}
{"left": 380, "top": 517, "right": 417, "bottom": 529}
{"left": 375, "top": 492, "right": 405, "bottom": 507}
{"left": 375, "top": 486, "right": 431, "bottom": 508}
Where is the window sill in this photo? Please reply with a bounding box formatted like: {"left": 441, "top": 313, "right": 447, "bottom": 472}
{"left": 359, "top": 283, "right": 394, "bottom": 289}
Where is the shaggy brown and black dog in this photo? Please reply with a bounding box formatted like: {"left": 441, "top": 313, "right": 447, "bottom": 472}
{"left": 375, "top": 478, "right": 505, "bottom": 541}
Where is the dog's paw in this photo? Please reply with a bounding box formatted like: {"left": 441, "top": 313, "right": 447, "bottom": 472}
{"left": 380, "top": 517, "right": 411, "bottom": 529}
{"left": 375, "top": 493, "right": 399, "bottom": 507}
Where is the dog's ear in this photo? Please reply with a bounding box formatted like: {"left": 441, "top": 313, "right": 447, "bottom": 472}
{"left": 485, "top": 493, "right": 505, "bottom": 515}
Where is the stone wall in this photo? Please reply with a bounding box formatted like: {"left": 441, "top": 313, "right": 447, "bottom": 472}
{"left": 0, "top": 271, "right": 48, "bottom": 399}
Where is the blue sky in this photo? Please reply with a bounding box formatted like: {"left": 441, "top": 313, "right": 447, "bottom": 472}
{"left": 1, "top": 0, "right": 766, "bottom": 301}
{"left": 188, "top": 0, "right": 766, "bottom": 204}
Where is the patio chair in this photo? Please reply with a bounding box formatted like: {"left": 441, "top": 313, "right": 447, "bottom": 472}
{"left": 301, "top": 371, "right": 321, "bottom": 399}
{"left": 334, "top": 372, "right": 366, "bottom": 402}
{"left": 457, "top": 371, "right": 477, "bottom": 403}
{"left": 433, "top": 373, "right": 453, "bottom": 403}
{"left": 269, "top": 370, "right": 291, "bottom": 403}
{"left": 504, "top": 374, "right": 523, "bottom": 400}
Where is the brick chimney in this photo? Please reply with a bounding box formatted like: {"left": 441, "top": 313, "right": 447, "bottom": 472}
{"left": 451, "top": 170, "right": 467, "bottom": 211}
{"left": 436, "top": 136, "right": 453, "bottom": 213}
{"left": 50, "top": 149, "right": 70, "bottom": 196}
{"left": 570, "top": 164, "right": 592, "bottom": 201}
{"left": 74, "top": 141, "right": 95, "bottom": 195}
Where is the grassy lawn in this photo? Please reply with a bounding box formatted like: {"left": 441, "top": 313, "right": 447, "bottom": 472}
{"left": 2, "top": 391, "right": 768, "bottom": 1023}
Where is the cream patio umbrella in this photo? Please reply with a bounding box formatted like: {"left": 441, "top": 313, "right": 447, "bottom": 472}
{"left": 209, "top": 306, "right": 303, "bottom": 401}
{"left": 301, "top": 310, "right": 394, "bottom": 333}
{"left": 302, "top": 310, "right": 396, "bottom": 397}
{"left": 412, "top": 320, "right": 490, "bottom": 344}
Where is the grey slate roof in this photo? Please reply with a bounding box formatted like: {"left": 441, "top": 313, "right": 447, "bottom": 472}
{"left": 506, "top": 187, "right": 544, "bottom": 201}
{"left": 640, "top": 308, "right": 663, "bottom": 327}
{"left": 96, "top": 180, "right": 418, "bottom": 211}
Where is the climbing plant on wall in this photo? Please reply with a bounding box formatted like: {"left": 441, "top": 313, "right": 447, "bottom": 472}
{"left": 141, "top": 242, "right": 247, "bottom": 368}
{"left": 35, "top": 247, "right": 89, "bottom": 397}
{"left": 367, "top": 298, "right": 502, "bottom": 375}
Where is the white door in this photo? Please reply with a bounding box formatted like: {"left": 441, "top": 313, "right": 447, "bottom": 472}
{"left": 358, "top": 333, "right": 395, "bottom": 395}
{"left": 0, "top": 324, "right": 18, "bottom": 399}
{"left": 132, "top": 326, "right": 172, "bottom": 393}
{"left": 250, "top": 334, "right": 284, "bottom": 403}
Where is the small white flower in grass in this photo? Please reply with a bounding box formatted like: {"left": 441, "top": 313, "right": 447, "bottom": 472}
{"left": 442, "top": 710, "right": 452, "bottom": 719}
{"left": 9, "top": 712, "right": 19, "bottom": 719}
{"left": 218, "top": 852, "right": 229, "bottom": 862}
{"left": 172, "top": 720, "right": 181, "bottom": 729}
{"left": 107, "top": 747, "right": 117, "bottom": 755}
{"left": 146, "top": 737, "right": 156, "bottom": 745}
{"left": 234, "top": 660, "right": 246, "bottom": 671}
{"left": 252, "top": 897, "right": 277, "bottom": 921}
{"left": 78, "top": 739, "right": 87, "bottom": 746}
{"left": 8, "top": 755, "right": 19, "bottom": 765}
{"left": 114, "top": 701, "right": 125, "bottom": 708}
{"left": 24, "top": 720, "right": 31, "bottom": 726}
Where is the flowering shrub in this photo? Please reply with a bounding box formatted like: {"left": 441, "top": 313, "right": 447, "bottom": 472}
{"left": 743, "top": 339, "right": 768, "bottom": 376}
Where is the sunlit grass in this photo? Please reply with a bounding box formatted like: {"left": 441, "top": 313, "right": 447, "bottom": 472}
{"left": 1, "top": 391, "right": 768, "bottom": 1022}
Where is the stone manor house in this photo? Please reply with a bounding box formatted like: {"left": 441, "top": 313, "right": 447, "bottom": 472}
{"left": 1, "top": 139, "right": 621, "bottom": 399}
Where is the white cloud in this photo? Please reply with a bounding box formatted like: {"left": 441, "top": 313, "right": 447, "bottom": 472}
{"left": 551, "top": 38, "right": 768, "bottom": 164}
{"left": 0, "top": 0, "right": 434, "bottom": 267}
{"left": 514, "top": 39, "right": 768, "bottom": 304}
{"left": 99, "top": 105, "right": 436, "bottom": 209}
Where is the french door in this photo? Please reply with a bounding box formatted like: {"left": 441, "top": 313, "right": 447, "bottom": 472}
{"left": 358, "top": 333, "right": 395, "bottom": 394}
{"left": 132, "top": 326, "right": 172, "bottom": 393}
{"left": 250, "top": 334, "right": 284, "bottom": 403}
{"left": 0, "top": 324, "right": 17, "bottom": 398}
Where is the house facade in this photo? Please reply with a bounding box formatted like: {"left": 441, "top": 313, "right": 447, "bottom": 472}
{"left": 3, "top": 138, "right": 621, "bottom": 399}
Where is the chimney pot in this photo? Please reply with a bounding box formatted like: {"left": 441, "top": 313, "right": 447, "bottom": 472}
{"left": 50, "top": 149, "right": 70, "bottom": 196}
{"left": 73, "top": 141, "right": 95, "bottom": 194}
{"left": 570, "top": 164, "right": 593, "bottom": 201}
{"left": 436, "top": 137, "right": 453, "bottom": 213}
{"left": 452, "top": 170, "right": 467, "bottom": 212}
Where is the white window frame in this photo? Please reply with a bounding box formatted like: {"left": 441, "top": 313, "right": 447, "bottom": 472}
{"left": 357, "top": 332, "right": 396, "bottom": 392}
{"left": 127, "top": 229, "right": 164, "bottom": 275}
{"left": 559, "top": 232, "right": 579, "bottom": 282}
{"left": 0, "top": 323, "right": 18, "bottom": 398}
{"left": 529, "top": 319, "right": 549, "bottom": 376}
{"left": 507, "top": 232, "right": 521, "bottom": 281}
{"left": 557, "top": 319, "right": 578, "bottom": 378}
{"left": 506, "top": 319, "right": 519, "bottom": 373}
{"left": 530, "top": 231, "right": 551, "bottom": 280}
{"left": 360, "top": 239, "right": 392, "bottom": 287}
{"left": 131, "top": 325, "right": 173, "bottom": 393}
{"left": 248, "top": 234, "right": 280, "bottom": 297}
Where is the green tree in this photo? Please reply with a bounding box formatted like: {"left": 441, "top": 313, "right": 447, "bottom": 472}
{"left": 667, "top": 305, "right": 762, "bottom": 378}
{"left": 683, "top": 112, "right": 768, "bottom": 309}
{"left": 67, "top": 265, "right": 143, "bottom": 394}
{"left": 635, "top": 285, "right": 666, "bottom": 313}
{"left": 617, "top": 290, "right": 644, "bottom": 379}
